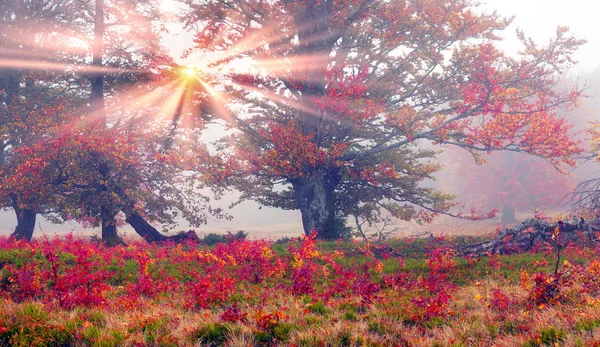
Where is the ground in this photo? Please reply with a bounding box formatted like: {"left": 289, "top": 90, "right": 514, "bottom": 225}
{"left": 1, "top": 226, "right": 599, "bottom": 346}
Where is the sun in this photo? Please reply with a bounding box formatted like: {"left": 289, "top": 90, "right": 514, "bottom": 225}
{"left": 181, "top": 65, "right": 200, "bottom": 79}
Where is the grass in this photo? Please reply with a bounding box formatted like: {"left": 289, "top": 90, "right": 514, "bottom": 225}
{"left": 1, "top": 234, "right": 600, "bottom": 346}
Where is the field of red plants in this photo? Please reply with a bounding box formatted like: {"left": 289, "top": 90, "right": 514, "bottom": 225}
{"left": 2, "top": 231, "right": 600, "bottom": 346}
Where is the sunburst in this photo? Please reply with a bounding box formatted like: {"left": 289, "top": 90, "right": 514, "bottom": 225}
{"left": 181, "top": 65, "right": 200, "bottom": 79}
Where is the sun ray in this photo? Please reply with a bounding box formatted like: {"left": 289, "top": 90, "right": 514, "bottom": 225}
{"left": 197, "top": 79, "right": 236, "bottom": 124}
{"left": 76, "top": 79, "right": 183, "bottom": 128}
{"left": 229, "top": 80, "right": 322, "bottom": 119}
{"left": 157, "top": 80, "right": 188, "bottom": 122}
{"left": 181, "top": 66, "right": 200, "bottom": 79}
{"left": 0, "top": 58, "right": 141, "bottom": 74}
{"left": 206, "top": 20, "right": 338, "bottom": 70}
{"left": 249, "top": 54, "right": 333, "bottom": 85}
{"left": 0, "top": 47, "right": 85, "bottom": 61}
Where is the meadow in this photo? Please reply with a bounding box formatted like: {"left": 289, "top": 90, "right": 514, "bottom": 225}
{"left": 1, "top": 230, "right": 600, "bottom": 347}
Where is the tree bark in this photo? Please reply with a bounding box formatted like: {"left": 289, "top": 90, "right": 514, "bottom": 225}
{"left": 0, "top": 141, "right": 5, "bottom": 167}
{"left": 291, "top": 169, "right": 339, "bottom": 239}
{"left": 10, "top": 195, "right": 36, "bottom": 242}
{"left": 501, "top": 204, "right": 517, "bottom": 224}
{"left": 96, "top": 159, "right": 124, "bottom": 245}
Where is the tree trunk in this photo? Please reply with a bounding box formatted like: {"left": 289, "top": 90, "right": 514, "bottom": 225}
{"left": 11, "top": 210, "right": 36, "bottom": 241}
{"left": 501, "top": 204, "right": 517, "bottom": 224}
{"left": 10, "top": 195, "right": 36, "bottom": 242}
{"left": 100, "top": 206, "right": 124, "bottom": 246}
{"left": 90, "top": 0, "right": 105, "bottom": 119}
{"left": 126, "top": 212, "right": 167, "bottom": 242}
{"left": 0, "top": 141, "right": 5, "bottom": 167}
{"left": 91, "top": 0, "right": 122, "bottom": 245}
{"left": 291, "top": 169, "right": 339, "bottom": 239}
{"left": 126, "top": 212, "right": 199, "bottom": 243}
{"left": 97, "top": 160, "right": 124, "bottom": 246}
{"left": 90, "top": 0, "right": 173, "bottom": 245}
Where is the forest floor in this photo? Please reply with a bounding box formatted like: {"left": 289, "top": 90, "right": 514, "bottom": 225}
{"left": 1, "top": 225, "right": 598, "bottom": 347}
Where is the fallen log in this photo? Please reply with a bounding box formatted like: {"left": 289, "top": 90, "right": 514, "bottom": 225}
{"left": 458, "top": 217, "right": 600, "bottom": 257}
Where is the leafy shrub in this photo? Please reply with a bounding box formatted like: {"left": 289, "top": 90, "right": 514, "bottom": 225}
{"left": 489, "top": 289, "right": 511, "bottom": 311}
{"left": 201, "top": 231, "right": 248, "bottom": 246}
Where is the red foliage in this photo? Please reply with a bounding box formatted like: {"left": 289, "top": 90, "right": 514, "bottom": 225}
{"left": 254, "top": 309, "right": 285, "bottom": 332}
{"left": 220, "top": 304, "right": 248, "bottom": 323}
{"left": 489, "top": 289, "right": 512, "bottom": 311}
{"left": 408, "top": 248, "right": 457, "bottom": 322}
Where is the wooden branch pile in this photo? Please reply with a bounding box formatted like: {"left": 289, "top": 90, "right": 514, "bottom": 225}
{"left": 458, "top": 217, "right": 600, "bottom": 257}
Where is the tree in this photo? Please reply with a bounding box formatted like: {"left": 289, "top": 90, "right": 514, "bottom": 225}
{"left": 0, "top": 85, "right": 69, "bottom": 240}
{"left": 0, "top": 0, "right": 85, "bottom": 240}
{"left": 181, "top": 0, "right": 584, "bottom": 238}
{"left": 1, "top": 119, "right": 220, "bottom": 243}
{"left": 444, "top": 149, "right": 574, "bottom": 224}
{"left": 571, "top": 122, "right": 600, "bottom": 216}
{"left": 86, "top": 0, "right": 166, "bottom": 243}
{"left": 1, "top": 0, "right": 215, "bottom": 243}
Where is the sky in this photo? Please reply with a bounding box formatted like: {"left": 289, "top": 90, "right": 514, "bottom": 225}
{"left": 482, "top": 0, "right": 600, "bottom": 74}
{"left": 165, "top": 0, "right": 600, "bottom": 74}
{"left": 1, "top": 0, "right": 600, "bottom": 238}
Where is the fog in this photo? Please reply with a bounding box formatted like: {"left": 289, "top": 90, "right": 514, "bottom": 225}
{"left": 2, "top": 0, "right": 600, "bottom": 239}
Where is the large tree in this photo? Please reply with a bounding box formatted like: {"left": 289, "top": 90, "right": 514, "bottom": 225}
{"left": 182, "top": 0, "right": 584, "bottom": 238}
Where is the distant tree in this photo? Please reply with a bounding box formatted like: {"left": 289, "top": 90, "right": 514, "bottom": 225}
{"left": 445, "top": 150, "right": 574, "bottom": 224}
{"left": 571, "top": 122, "right": 600, "bottom": 216}
{"left": 182, "top": 0, "right": 584, "bottom": 238}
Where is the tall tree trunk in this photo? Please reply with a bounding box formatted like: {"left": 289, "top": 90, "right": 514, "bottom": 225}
{"left": 501, "top": 204, "right": 517, "bottom": 224}
{"left": 291, "top": 169, "right": 339, "bottom": 239}
{"left": 91, "top": 0, "right": 124, "bottom": 246}
{"left": 0, "top": 141, "right": 5, "bottom": 167}
{"left": 10, "top": 195, "right": 36, "bottom": 241}
{"left": 91, "top": 0, "right": 105, "bottom": 119}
